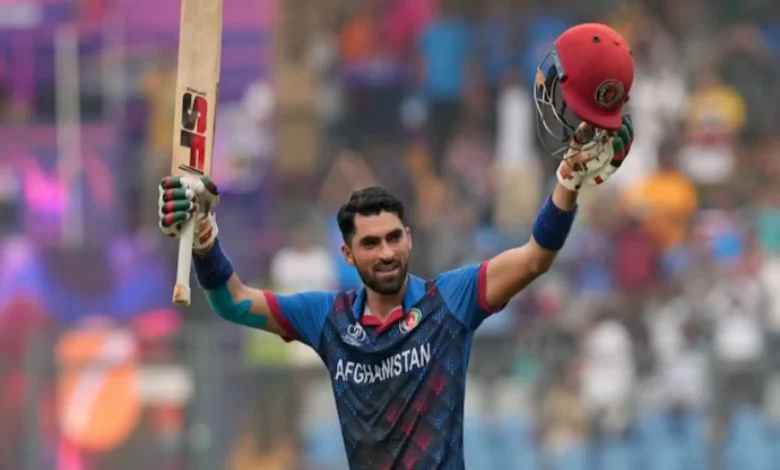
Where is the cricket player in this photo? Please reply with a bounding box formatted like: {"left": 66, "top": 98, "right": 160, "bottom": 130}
{"left": 158, "top": 23, "right": 635, "bottom": 470}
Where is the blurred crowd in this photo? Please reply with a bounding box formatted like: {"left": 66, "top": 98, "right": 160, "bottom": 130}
{"left": 2, "top": 0, "right": 780, "bottom": 468}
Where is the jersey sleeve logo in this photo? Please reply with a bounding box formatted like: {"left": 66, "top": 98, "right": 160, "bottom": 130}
{"left": 399, "top": 308, "right": 422, "bottom": 334}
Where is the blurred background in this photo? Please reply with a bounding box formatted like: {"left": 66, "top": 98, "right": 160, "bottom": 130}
{"left": 1, "top": 0, "right": 780, "bottom": 468}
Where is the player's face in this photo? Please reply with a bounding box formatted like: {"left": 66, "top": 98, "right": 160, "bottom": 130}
{"left": 343, "top": 212, "right": 412, "bottom": 296}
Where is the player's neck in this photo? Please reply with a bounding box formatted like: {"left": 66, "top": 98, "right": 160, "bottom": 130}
{"left": 365, "top": 277, "right": 408, "bottom": 321}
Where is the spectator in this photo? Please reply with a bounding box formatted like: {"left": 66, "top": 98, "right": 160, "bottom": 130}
{"left": 611, "top": 213, "right": 661, "bottom": 300}
{"left": 270, "top": 222, "right": 337, "bottom": 295}
{"left": 623, "top": 140, "right": 699, "bottom": 251}
{"left": 684, "top": 68, "right": 747, "bottom": 143}
{"left": 568, "top": 206, "right": 615, "bottom": 300}
{"left": 443, "top": 120, "right": 495, "bottom": 225}
{"left": 679, "top": 68, "right": 745, "bottom": 188}
{"left": 706, "top": 259, "right": 768, "bottom": 415}
{"left": 339, "top": 0, "right": 407, "bottom": 140}
{"left": 417, "top": 0, "right": 475, "bottom": 174}
{"left": 477, "top": 0, "right": 521, "bottom": 140}
{"left": 717, "top": 25, "right": 780, "bottom": 139}
{"left": 756, "top": 179, "right": 780, "bottom": 339}
{"left": 268, "top": 220, "right": 337, "bottom": 367}
{"left": 579, "top": 313, "right": 636, "bottom": 437}
{"left": 138, "top": 52, "right": 177, "bottom": 232}
{"left": 614, "top": 17, "right": 687, "bottom": 190}
{"left": 541, "top": 363, "right": 588, "bottom": 459}
{"left": 0, "top": 58, "right": 10, "bottom": 123}
{"left": 492, "top": 71, "right": 541, "bottom": 233}
{"left": 648, "top": 292, "right": 711, "bottom": 413}
{"left": 425, "top": 181, "right": 479, "bottom": 275}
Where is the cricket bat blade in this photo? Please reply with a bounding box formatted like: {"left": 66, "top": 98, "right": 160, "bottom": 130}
{"left": 169, "top": 0, "right": 223, "bottom": 306}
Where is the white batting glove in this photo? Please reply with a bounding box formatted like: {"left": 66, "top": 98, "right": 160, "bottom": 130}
{"left": 556, "top": 116, "right": 634, "bottom": 191}
{"left": 158, "top": 176, "right": 220, "bottom": 250}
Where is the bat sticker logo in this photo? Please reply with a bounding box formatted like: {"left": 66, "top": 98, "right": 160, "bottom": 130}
{"left": 179, "top": 91, "right": 209, "bottom": 174}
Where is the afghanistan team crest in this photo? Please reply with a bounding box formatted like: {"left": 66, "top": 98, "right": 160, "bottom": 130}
{"left": 594, "top": 79, "right": 624, "bottom": 110}
{"left": 399, "top": 308, "right": 422, "bottom": 334}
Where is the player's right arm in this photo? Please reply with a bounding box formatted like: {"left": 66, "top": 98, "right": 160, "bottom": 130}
{"left": 203, "top": 265, "right": 289, "bottom": 338}
{"left": 158, "top": 176, "right": 334, "bottom": 347}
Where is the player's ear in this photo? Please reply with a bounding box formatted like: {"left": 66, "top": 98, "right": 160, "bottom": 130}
{"left": 405, "top": 226, "right": 412, "bottom": 251}
{"left": 341, "top": 244, "right": 355, "bottom": 266}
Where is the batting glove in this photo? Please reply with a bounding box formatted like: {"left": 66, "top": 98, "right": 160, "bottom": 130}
{"left": 158, "top": 176, "right": 220, "bottom": 250}
{"left": 557, "top": 115, "right": 634, "bottom": 191}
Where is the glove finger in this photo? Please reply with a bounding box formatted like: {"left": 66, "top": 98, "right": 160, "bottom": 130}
{"left": 160, "top": 199, "right": 197, "bottom": 215}
{"left": 611, "top": 135, "right": 627, "bottom": 167}
{"left": 610, "top": 125, "right": 633, "bottom": 167}
{"left": 189, "top": 178, "right": 209, "bottom": 197}
{"left": 615, "top": 126, "right": 631, "bottom": 147}
{"left": 160, "top": 176, "right": 186, "bottom": 191}
{"left": 201, "top": 177, "right": 219, "bottom": 196}
{"left": 188, "top": 177, "right": 219, "bottom": 210}
{"left": 587, "top": 165, "right": 617, "bottom": 186}
{"left": 160, "top": 187, "right": 194, "bottom": 203}
{"left": 563, "top": 145, "right": 600, "bottom": 172}
{"left": 621, "top": 115, "right": 634, "bottom": 157}
{"left": 577, "top": 138, "right": 612, "bottom": 172}
{"left": 160, "top": 210, "right": 191, "bottom": 228}
{"left": 622, "top": 115, "right": 633, "bottom": 138}
{"left": 600, "top": 165, "right": 617, "bottom": 183}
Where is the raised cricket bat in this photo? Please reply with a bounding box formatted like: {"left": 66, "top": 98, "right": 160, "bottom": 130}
{"left": 171, "top": 0, "right": 223, "bottom": 305}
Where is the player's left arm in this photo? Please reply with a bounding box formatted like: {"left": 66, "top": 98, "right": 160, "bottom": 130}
{"left": 483, "top": 117, "right": 634, "bottom": 309}
{"left": 436, "top": 185, "right": 577, "bottom": 331}
{"left": 482, "top": 184, "right": 577, "bottom": 308}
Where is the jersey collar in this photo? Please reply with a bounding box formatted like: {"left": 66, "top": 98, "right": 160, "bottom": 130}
{"left": 353, "top": 274, "right": 426, "bottom": 330}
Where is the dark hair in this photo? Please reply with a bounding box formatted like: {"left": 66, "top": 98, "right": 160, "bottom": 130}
{"left": 337, "top": 187, "right": 405, "bottom": 243}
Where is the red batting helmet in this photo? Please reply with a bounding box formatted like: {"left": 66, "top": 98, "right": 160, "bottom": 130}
{"left": 534, "top": 23, "right": 634, "bottom": 158}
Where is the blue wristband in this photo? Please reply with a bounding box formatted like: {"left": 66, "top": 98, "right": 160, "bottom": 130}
{"left": 531, "top": 196, "right": 577, "bottom": 251}
{"left": 193, "top": 238, "right": 235, "bottom": 290}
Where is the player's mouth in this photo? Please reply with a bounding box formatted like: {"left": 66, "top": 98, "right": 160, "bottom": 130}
{"left": 375, "top": 263, "right": 400, "bottom": 275}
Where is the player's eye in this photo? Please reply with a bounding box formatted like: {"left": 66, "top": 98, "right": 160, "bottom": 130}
{"left": 360, "top": 238, "right": 380, "bottom": 249}
{"left": 386, "top": 230, "right": 403, "bottom": 244}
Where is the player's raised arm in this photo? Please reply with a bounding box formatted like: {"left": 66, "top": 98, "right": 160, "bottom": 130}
{"left": 482, "top": 23, "right": 635, "bottom": 310}
{"left": 430, "top": 117, "right": 634, "bottom": 332}
{"left": 483, "top": 117, "right": 634, "bottom": 309}
{"left": 481, "top": 185, "right": 577, "bottom": 310}
{"left": 483, "top": 117, "right": 633, "bottom": 308}
{"left": 158, "top": 176, "right": 334, "bottom": 346}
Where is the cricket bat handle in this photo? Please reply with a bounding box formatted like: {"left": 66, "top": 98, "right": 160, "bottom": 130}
{"left": 173, "top": 218, "right": 195, "bottom": 305}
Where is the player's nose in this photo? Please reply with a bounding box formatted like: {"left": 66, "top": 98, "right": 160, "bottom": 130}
{"left": 378, "top": 242, "right": 395, "bottom": 262}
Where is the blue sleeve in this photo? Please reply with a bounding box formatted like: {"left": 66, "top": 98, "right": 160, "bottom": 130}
{"left": 435, "top": 262, "right": 504, "bottom": 331}
{"left": 265, "top": 290, "right": 336, "bottom": 351}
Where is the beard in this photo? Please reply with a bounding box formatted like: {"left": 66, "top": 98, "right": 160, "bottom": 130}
{"left": 355, "top": 257, "right": 409, "bottom": 295}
